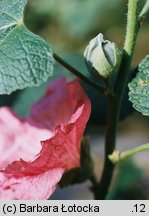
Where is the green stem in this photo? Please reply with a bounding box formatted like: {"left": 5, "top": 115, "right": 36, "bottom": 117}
{"left": 94, "top": 0, "right": 139, "bottom": 200}
{"left": 139, "top": 0, "right": 149, "bottom": 22}
{"left": 109, "top": 143, "right": 149, "bottom": 163}
{"left": 53, "top": 53, "right": 105, "bottom": 94}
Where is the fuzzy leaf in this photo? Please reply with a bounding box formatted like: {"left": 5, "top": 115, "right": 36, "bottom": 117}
{"left": 129, "top": 56, "right": 149, "bottom": 116}
{"left": 0, "top": 0, "right": 53, "bottom": 94}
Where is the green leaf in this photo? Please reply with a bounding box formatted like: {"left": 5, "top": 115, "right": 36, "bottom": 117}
{"left": 129, "top": 56, "right": 149, "bottom": 116}
{"left": 0, "top": 0, "right": 53, "bottom": 94}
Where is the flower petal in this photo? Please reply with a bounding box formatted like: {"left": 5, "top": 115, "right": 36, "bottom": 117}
{"left": 28, "top": 77, "right": 74, "bottom": 129}
{"left": 0, "top": 107, "right": 51, "bottom": 169}
{"left": 0, "top": 168, "right": 64, "bottom": 200}
{"left": 0, "top": 77, "right": 91, "bottom": 199}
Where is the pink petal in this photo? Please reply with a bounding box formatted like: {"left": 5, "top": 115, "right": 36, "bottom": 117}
{"left": 0, "top": 77, "right": 91, "bottom": 199}
{"left": 29, "top": 77, "right": 74, "bottom": 129}
{"left": 0, "top": 107, "right": 52, "bottom": 169}
{"left": 0, "top": 169, "right": 64, "bottom": 200}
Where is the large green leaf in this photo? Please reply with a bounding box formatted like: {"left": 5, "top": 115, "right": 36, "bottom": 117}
{"left": 0, "top": 0, "right": 53, "bottom": 94}
{"left": 129, "top": 56, "right": 149, "bottom": 116}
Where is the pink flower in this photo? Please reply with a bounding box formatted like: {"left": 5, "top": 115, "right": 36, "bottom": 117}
{"left": 0, "top": 77, "right": 91, "bottom": 200}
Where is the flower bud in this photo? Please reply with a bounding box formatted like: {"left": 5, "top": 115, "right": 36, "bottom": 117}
{"left": 84, "top": 33, "right": 122, "bottom": 79}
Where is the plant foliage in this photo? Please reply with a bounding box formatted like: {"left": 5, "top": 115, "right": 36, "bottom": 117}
{"left": 129, "top": 55, "right": 149, "bottom": 116}
{"left": 0, "top": 0, "right": 53, "bottom": 94}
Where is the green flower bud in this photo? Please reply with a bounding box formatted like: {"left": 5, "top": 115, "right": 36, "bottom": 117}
{"left": 84, "top": 33, "right": 122, "bottom": 79}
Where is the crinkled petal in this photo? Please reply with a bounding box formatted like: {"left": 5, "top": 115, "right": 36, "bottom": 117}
{"left": 0, "top": 107, "right": 52, "bottom": 169}
{"left": 0, "top": 169, "right": 64, "bottom": 200}
{"left": 0, "top": 77, "right": 91, "bottom": 199}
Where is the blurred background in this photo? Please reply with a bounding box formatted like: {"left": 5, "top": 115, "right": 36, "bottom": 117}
{"left": 25, "top": 0, "right": 149, "bottom": 65}
{"left": 1, "top": 0, "right": 149, "bottom": 199}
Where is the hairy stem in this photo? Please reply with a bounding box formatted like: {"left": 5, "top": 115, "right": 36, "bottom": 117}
{"left": 53, "top": 53, "right": 105, "bottom": 94}
{"left": 94, "top": 0, "right": 139, "bottom": 200}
